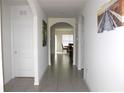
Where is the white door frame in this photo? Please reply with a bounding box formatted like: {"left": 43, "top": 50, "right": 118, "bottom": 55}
{"left": 27, "top": 0, "right": 39, "bottom": 86}
{"left": 78, "top": 15, "right": 85, "bottom": 70}
{"left": 11, "top": 6, "right": 15, "bottom": 79}
{"left": 0, "top": 0, "right": 4, "bottom": 91}
{"left": 48, "top": 18, "right": 76, "bottom": 66}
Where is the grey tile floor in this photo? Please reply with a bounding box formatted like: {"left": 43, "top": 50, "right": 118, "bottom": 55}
{"left": 4, "top": 54, "right": 89, "bottom": 92}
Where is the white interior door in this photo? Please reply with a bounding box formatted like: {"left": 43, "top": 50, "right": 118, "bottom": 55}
{"left": 12, "top": 6, "right": 34, "bottom": 77}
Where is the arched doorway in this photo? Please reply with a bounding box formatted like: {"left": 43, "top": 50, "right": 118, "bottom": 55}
{"left": 48, "top": 18, "right": 76, "bottom": 66}
{"left": 49, "top": 22, "right": 75, "bottom": 66}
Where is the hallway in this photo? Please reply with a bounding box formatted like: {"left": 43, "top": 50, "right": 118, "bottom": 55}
{"left": 5, "top": 54, "right": 89, "bottom": 92}
{"left": 1, "top": 0, "right": 124, "bottom": 92}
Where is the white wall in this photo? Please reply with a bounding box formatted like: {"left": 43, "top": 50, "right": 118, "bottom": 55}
{"left": 2, "top": 0, "right": 12, "bottom": 84}
{"left": 55, "top": 29, "right": 73, "bottom": 53}
{"left": 77, "top": 16, "right": 84, "bottom": 70}
{"left": 80, "top": 0, "right": 124, "bottom": 91}
{"left": 27, "top": 0, "right": 48, "bottom": 85}
{"left": 0, "top": 0, "right": 4, "bottom": 91}
{"left": 48, "top": 18, "right": 76, "bottom": 66}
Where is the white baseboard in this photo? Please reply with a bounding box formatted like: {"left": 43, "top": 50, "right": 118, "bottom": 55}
{"left": 78, "top": 67, "right": 82, "bottom": 70}
{"left": 34, "top": 79, "right": 39, "bottom": 86}
{"left": 56, "top": 52, "right": 67, "bottom": 54}
{"left": 84, "top": 78, "right": 91, "bottom": 92}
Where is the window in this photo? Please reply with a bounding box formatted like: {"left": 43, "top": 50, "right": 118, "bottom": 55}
{"left": 62, "top": 35, "right": 73, "bottom": 46}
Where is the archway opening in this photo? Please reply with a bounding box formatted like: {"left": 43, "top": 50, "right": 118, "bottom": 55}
{"left": 50, "top": 22, "right": 74, "bottom": 66}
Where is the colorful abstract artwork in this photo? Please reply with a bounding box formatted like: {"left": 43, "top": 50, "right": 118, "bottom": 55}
{"left": 97, "top": 0, "right": 124, "bottom": 33}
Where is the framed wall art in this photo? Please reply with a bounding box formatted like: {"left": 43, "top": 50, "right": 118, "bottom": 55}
{"left": 42, "top": 20, "right": 47, "bottom": 46}
{"left": 97, "top": 0, "right": 124, "bottom": 33}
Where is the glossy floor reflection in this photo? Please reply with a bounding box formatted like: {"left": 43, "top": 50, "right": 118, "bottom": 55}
{"left": 5, "top": 54, "right": 89, "bottom": 92}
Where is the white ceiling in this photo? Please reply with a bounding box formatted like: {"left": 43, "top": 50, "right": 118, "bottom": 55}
{"left": 5, "top": 0, "right": 28, "bottom": 5}
{"left": 7, "top": 0, "right": 85, "bottom": 17}
{"left": 38, "top": 0, "right": 85, "bottom": 17}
